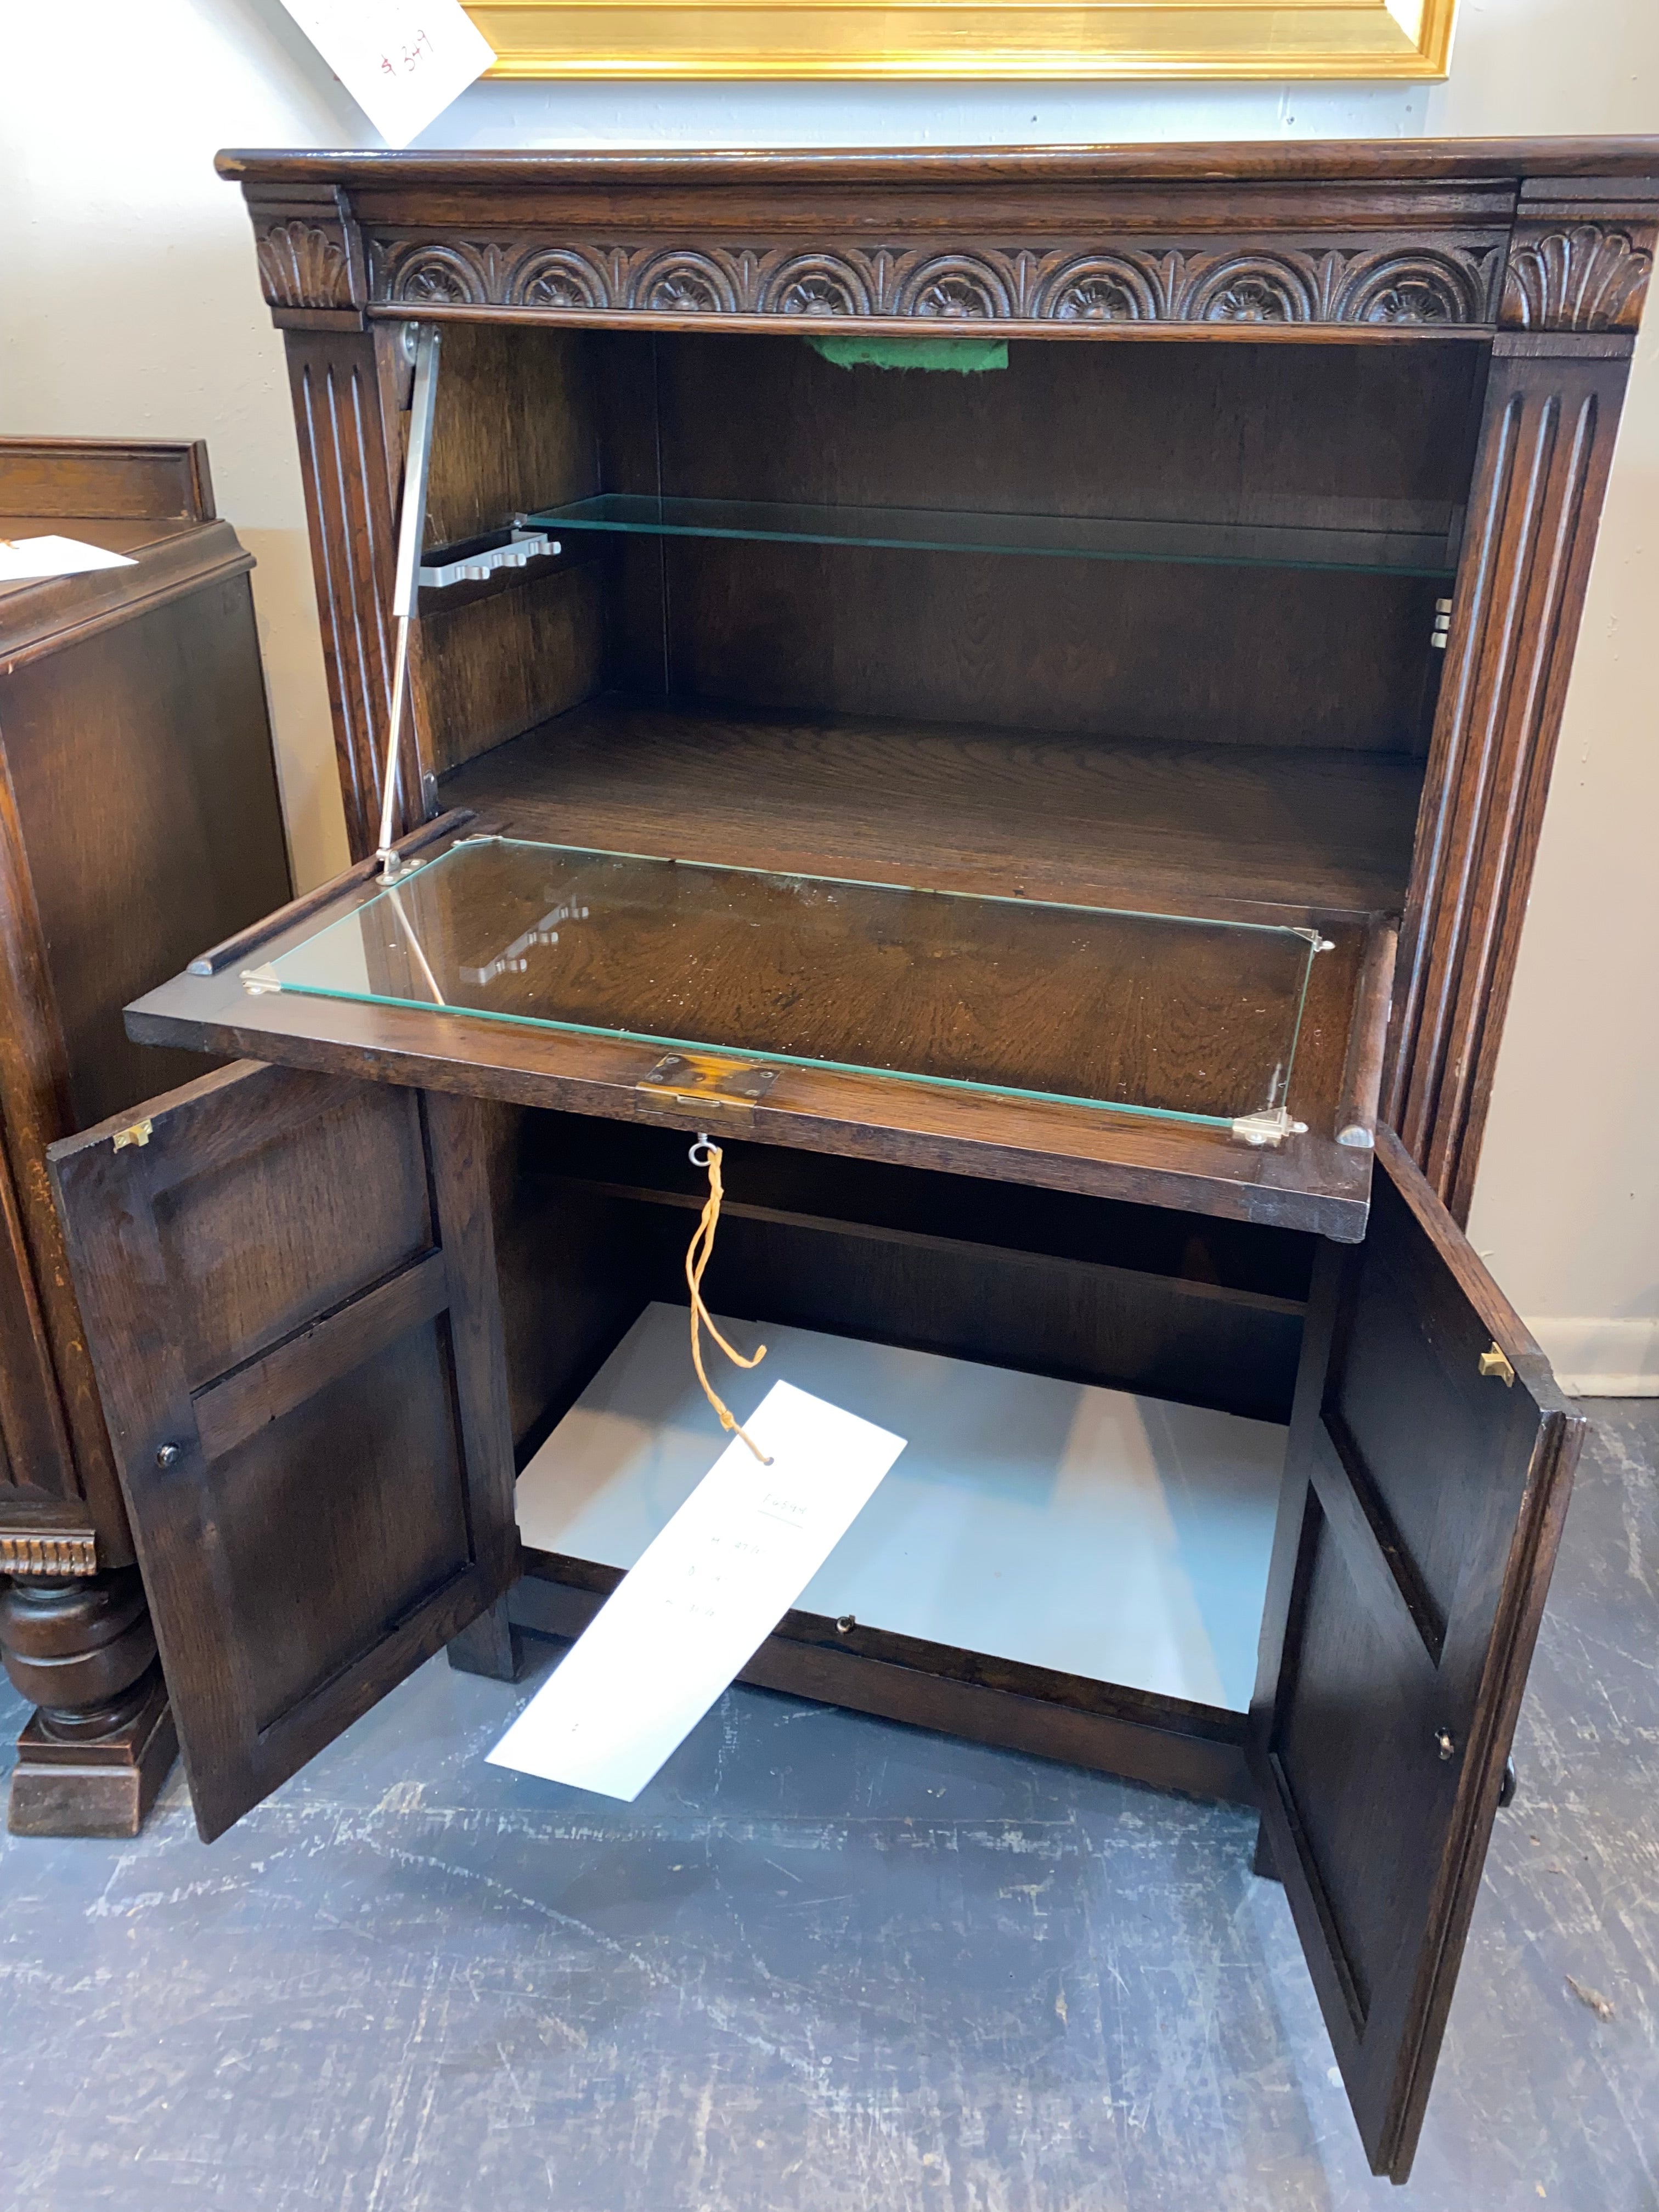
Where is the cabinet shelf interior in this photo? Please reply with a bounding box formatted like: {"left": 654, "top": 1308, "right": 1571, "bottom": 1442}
{"left": 519, "top": 490, "right": 1460, "bottom": 579}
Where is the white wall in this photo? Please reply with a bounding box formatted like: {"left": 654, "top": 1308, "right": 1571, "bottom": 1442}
{"left": 1, "top": 0, "right": 1654, "bottom": 1386}
{"left": 0, "top": 2, "right": 360, "bottom": 887}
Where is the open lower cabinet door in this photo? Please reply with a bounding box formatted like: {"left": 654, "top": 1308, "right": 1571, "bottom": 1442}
{"left": 48, "top": 1061, "right": 517, "bottom": 1842}
{"left": 1251, "top": 1127, "right": 1586, "bottom": 2181}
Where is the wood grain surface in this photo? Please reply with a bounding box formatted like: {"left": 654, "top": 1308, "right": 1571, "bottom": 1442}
{"left": 513, "top": 1558, "right": 1255, "bottom": 1806}
{"left": 219, "top": 142, "right": 1659, "bottom": 186}
{"left": 443, "top": 697, "right": 1426, "bottom": 918}
{"left": 619, "top": 331, "right": 1474, "bottom": 755}
{"left": 46, "top": 1063, "right": 518, "bottom": 1842}
{"left": 1250, "top": 1131, "right": 1586, "bottom": 2179}
{"left": 1386, "top": 339, "right": 1633, "bottom": 1220}
{"left": 320, "top": 834, "right": 1339, "bottom": 1122}
{"left": 0, "top": 437, "right": 214, "bottom": 525}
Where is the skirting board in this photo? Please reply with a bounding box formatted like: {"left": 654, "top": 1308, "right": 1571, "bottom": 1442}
{"left": 1532, "top": 1316, "right": 1659, "bottom": 1397}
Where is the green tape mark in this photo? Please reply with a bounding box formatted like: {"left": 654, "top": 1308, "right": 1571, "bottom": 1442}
{"left": 805, "top": 335, "right": 1009, "bottom": 374}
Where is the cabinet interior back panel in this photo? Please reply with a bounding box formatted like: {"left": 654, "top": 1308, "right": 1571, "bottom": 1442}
{"left": 590, "top": 330, "right": 1485, "bottom": 753}
{"left": 515, "top": 1302, "right": 1286, "bottom": 1713}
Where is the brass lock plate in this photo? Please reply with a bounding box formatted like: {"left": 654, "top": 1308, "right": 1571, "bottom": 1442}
{"left": 637, "top": 1052, "right": 781, "bottom": 1109}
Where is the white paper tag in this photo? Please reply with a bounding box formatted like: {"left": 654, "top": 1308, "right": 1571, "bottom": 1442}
{"left": 0, "top": 535, "right": 137, "bottom": 583}
{"left": 489, "top": 1380, "right": 906, "bottom": 1801}
{"left": 274, "top": 0, "right": 494, "bottom": 148}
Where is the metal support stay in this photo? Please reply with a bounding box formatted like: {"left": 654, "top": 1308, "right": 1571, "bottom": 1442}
{"left": 376, "top": 323, "right": 442, "bottom": 882}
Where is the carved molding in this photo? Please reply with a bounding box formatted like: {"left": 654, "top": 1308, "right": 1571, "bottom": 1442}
{"left": 257, "top": 221, "right": 356, "bottom": 312}
{"left": 1502, "top": 222, "right": 1654, "bottom": 332}
{"left": 277, "top": 216, "right": 1659, "bottom": 333}
{"left": 371, "top": 235, "right": 1508, "bottom": 329}
{"left": 1, "top": 1530, "right": 97, "bottom": 1579}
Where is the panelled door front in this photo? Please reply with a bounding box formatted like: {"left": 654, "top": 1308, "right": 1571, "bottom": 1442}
{"left": 49, "top": 1060, "right": 517, "bottom": 1841}
{"left": 1253, "top": 1127, "right": 1585, "bottom": 2181}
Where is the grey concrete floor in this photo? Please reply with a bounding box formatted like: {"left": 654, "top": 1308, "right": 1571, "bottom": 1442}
{"left": 1, "top": 1403, "right": 1654, "bottom": 2212}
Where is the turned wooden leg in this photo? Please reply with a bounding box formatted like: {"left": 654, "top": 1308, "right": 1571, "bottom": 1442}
{"left": 0, "top": 1565, "right": 177, "bottom": 1836}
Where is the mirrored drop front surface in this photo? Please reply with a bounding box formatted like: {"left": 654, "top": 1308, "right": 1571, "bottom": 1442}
{"left": 255, "top": 837, "right": 1322, "bottom": 1127}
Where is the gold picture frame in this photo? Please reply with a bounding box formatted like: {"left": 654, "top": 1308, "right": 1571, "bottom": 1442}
{"left": 466, "top": 0, "right": 1457, "bottom": 81}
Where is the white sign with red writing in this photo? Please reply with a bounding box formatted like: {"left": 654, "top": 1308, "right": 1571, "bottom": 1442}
{"left": 275, "top": 0, "right": 494, "bottom": 148}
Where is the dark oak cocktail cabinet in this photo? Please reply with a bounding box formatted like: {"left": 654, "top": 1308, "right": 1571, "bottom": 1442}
{"left": 18, "top": 143, "right": 1659, "bottom": 2181}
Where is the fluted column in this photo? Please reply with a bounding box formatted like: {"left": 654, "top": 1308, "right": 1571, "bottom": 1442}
{"left": 1385, "top": 194, "right": 1655, "bottom": 1221}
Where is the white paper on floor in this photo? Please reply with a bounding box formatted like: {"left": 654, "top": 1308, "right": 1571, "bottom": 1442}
{"left": 516, "top": 1304, "right": 1288, "bottom": 1714}
{"left": 489, "top": 1378, "right": 906, "bottom": 1801}
{"left": 0, "top": 535, "right": 137, "bottom": 582}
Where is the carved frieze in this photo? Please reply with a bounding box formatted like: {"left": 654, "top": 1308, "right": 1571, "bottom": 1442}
{"left": 256, "top": 221, "right": 356, "bottom": 311}
{"left": 1502, "top": 221, "right": 1654, "bottom": 332}
{"left": 371, "top": 235, "right": 1508, "bottom": 329}
{"left": 0, "top": 1530, "right": 97, "bottom": 1579}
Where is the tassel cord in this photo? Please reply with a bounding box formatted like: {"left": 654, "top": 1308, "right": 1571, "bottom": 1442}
{"left": 686, "top": 1138, "right": 772, "bottom": 1465}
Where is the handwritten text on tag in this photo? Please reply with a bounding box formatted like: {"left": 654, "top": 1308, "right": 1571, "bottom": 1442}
{"left": 489, "top": 1381, "right": 905, "bottom": 1801}
{"left": 274, "top": 0, "right": 494, "bottom": 147}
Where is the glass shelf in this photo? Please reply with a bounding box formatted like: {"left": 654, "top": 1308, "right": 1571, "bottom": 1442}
{"left": 253, "top": 837, "right": 1324, "bottom": 1130}
{"left": 523, "top": 492, "right": 1457, "bottom": 579}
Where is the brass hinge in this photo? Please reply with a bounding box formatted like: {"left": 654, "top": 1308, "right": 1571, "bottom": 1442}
{"left": 1479, "top": 1343, "right": 1516, "bottom": 1387}
{"left": 112, "top": 1118, "right": 153, "bottom": 1151}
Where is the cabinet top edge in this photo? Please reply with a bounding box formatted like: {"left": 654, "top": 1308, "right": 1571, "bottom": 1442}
{"left": 213, "top": 139, "right": 1659, "bottom": 192}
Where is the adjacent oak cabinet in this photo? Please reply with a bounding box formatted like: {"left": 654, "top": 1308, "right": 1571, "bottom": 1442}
{"left": 31, "top": 144, "right": 1659, "bottom": 2181}
{"left": 0, "top": 437, "right": 291, "bottom": 1832}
